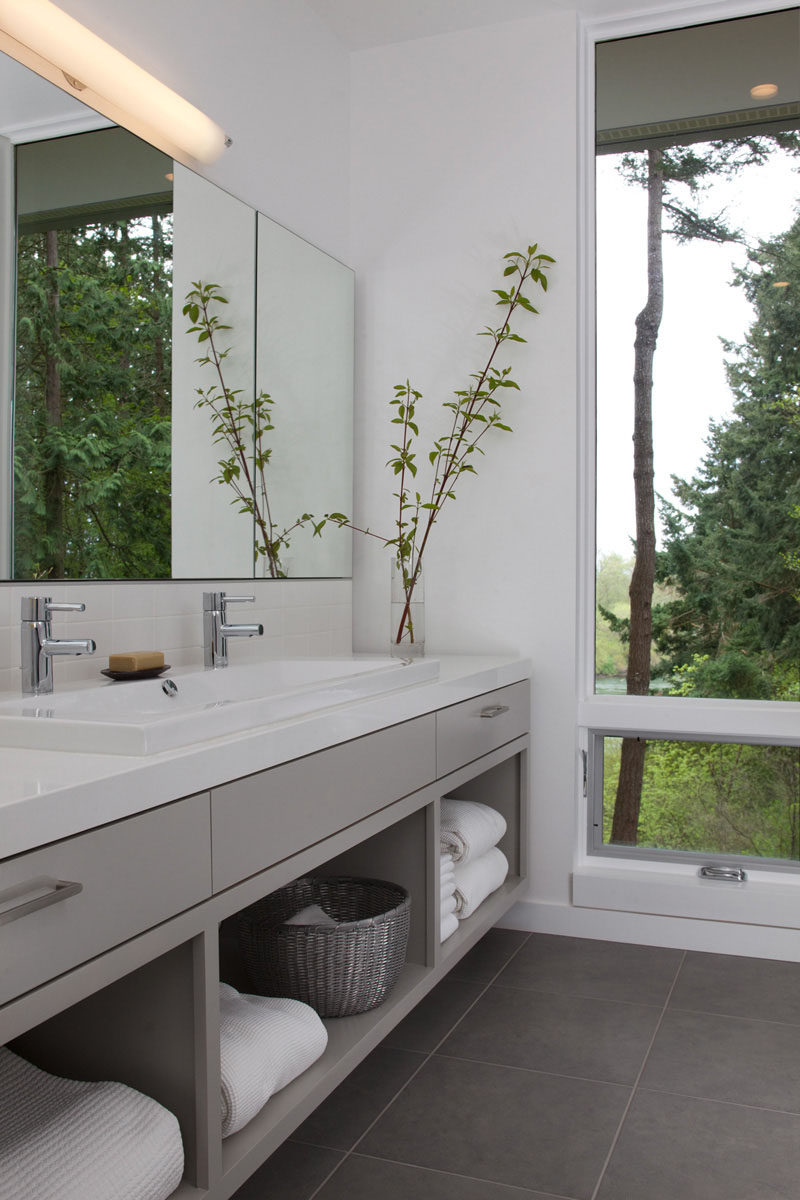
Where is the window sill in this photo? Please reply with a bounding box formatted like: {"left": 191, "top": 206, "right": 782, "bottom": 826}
{"left": 573, "top": 859, "right": 800, "bottom": 930}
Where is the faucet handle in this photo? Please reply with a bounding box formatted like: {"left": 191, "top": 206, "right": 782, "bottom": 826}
{"left": 202, "top": 591, "right": 255, "bottom": 614}
{"left": 21, "top": 597, "right": 88, "bottom": 620}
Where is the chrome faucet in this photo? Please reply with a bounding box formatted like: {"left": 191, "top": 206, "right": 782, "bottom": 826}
{"left": 21, "top": 596, "right": 96, "bottom": 695}
{"left": 203, "top": 592, "right": 263, "bottom": 669}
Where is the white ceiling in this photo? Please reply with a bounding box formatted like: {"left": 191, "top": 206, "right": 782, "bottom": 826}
{"left": 304, "top": 0, "right": 693, "bottom": 50}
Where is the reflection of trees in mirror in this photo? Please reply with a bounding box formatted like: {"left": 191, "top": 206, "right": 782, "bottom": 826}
{"left": 13, "top": 215, "right": 172, "bottom": 579}
{"left": 184, "top": 282, "right": 321, "bottom": 578}
{"left": 322, "top": 244, "right": 555, "bottom": 648}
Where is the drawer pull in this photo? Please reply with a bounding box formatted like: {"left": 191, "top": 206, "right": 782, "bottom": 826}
{"left": 0, "top": 876, "right": 83, "bottom": 926}
{"left": 480, "top": 704, "right": 510, "bottom": 719}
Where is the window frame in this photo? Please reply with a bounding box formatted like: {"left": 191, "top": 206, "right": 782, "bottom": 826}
{"left": 577, "top": 1, "right": 800, "bottom": 883}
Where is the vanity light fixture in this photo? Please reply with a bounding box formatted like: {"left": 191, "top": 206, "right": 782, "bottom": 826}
{"left": 750, "top": 82, "right": 779, "bottom": 99}
{"left": 0, "top": 0, "right": 230, "bottom": 163}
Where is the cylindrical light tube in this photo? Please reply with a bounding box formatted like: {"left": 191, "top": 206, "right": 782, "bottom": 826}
{"left": 0, "top": 0, "right": 228, "bottom": 162}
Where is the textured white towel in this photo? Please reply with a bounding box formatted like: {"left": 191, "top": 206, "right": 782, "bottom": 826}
{"left": 440, "top": 912, "right": 459, "bottom": 942}
{"left": 440, "top": 798, "right": 506, "bottom": 864}
{"left": 284, "top": 903, "right": 337, "bottom": 926}
{"left": 440, "top": 893, "right": 457, "bottom": 919}
{"left": 219, "top": 982, "right": 328, "bottom": 1137}
{"left": 0, "top": 1046, "right": 183, "bottom": 1200}
{"left": 453, "top": 847, "right": 509, "bottom": 919}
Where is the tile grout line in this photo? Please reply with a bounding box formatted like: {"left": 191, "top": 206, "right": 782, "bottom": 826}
{"left": 588, "top": 948, "right": 687, "bottom": 1200}
{"left": 302, "top": 931, "right": 534, "bottom": 1200}
{"left": 347, "top": 1150, "right": 577, "bottom": 1199}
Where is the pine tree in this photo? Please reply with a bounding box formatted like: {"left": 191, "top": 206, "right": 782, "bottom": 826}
{"left": 13, "top": 214, "right": 173, "bottom": 579}
{"left": 653, "top": 215, "right": 800, "bottom": 702}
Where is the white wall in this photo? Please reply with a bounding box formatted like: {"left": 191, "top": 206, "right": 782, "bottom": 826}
{"left": 349, "top": 11, "right": 580, "bottom": 915}
{"left": 348, "top": 5, "right": 800, "bottom": 962}
{"left": 171, "top": 165, "right": 257, "bottom": 578}
{"left": 49, "top": 0, "right": 351, "bottom": 261}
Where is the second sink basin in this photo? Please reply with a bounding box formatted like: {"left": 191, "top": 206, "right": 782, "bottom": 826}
{"left": 0, "top": 656, "right": 440, "bottom": 756}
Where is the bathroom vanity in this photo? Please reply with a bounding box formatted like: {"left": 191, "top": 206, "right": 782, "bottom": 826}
{"left": 0, "top": 656, "right": 530, "bottom": 1199}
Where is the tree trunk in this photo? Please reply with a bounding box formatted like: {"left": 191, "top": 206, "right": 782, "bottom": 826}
{"left": 610, "top": 148, "right": 664, "bottom": 845}
{"left": 44, "top": 229, "right": 65, "bottom": 578}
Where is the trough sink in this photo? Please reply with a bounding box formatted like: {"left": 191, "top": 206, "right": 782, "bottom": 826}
{"left": 0, "top": 656, "right": 440, "bottom": 756}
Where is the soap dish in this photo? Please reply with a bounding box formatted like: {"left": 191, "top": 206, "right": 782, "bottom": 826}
{"left": 101, "top": 665, "right": 171, "bottom": 682}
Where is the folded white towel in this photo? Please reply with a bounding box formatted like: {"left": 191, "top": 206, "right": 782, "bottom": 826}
{"left": 453, "top": 847, "right": 509, "bottom": 919}
{"left": 440, "top": 912, "right": 459, "bottom": 943}
{"left": 440, "top": 893, "right": 457, "bottom": 919}
{"left": 0, "top": 1046, "right": 183, "bottom": 1200}
{"left": 440, "top": 798, "right": 506, "bottom": 865}
{"left": 219, "top": 982, "right": 328, "bottom": 1137}
{"left": 284, "top": 903, "right": 337, "bottom": 926}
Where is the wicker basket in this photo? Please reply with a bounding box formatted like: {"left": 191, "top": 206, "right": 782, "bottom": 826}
{"left": 238, "top": 876, "right": 411, "bottom": 1018}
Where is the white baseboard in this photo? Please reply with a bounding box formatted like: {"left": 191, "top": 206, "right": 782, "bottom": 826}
{"left": 497, "top": 898, "right": 800, "bottom": 962}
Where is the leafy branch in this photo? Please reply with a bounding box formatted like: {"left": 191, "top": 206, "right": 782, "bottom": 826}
{"left": 322, "top": 243, "right": 554, "bottom": 647}
{"left": 183, "top": 282, "right": 314, "bottom": 577}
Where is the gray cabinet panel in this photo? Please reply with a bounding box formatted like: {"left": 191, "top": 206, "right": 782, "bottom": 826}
{"left": 211, "top": 716, "right": 436, "bottom": 892}
{"left": 436, "top": 681, "right": 530, "bottom": 778}
{"left": 0, "top": 794, "right": 212, "bottom": 1006}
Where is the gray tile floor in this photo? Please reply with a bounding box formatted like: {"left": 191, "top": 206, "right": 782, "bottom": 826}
{"left": 232, "top": 929, "right": 800, "bottom": 1200}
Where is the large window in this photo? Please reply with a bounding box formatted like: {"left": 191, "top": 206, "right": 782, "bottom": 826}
{"left": 591, "top": 9, "right": 800, "bottom": 864}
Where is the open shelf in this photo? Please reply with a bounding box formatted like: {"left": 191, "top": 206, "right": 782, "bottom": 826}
{"left": 2, "top": 689, "right": 529, "bottom": 1200}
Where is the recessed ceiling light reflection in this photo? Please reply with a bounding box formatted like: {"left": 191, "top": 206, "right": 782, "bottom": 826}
{"left": 751, "top": 83, "right": 779, "bottom": 99}
{"left": 773, "top": 281, "right": 790, "bottom": 288}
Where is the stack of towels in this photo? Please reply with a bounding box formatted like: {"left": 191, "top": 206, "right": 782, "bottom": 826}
{"left": 439, "top": 797, "right": 509, "bottom": 942}
{"left": 0, "top": 1045, "right": 184, "bottom": 1200}
{"left": 219, "top": 981, "right": 328, "bottom": 1137}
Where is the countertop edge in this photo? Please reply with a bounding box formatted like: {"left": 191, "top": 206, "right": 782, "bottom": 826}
{"left": 0, "top": 655, "right": 531, "bottom": 858}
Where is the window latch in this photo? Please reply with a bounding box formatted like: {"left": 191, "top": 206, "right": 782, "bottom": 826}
{"left": 698, "top": 865, "right": 747, "bottom": 883}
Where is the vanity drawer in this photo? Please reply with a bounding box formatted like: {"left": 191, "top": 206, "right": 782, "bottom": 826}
{"left": 436, "top": 681, "right": 530, "bottom": 777}
{"left": 211, "top": 714, "right": 436, "bottom": 892}
{"left": 0, "top": 793, "right": 212, "bottom": 1007}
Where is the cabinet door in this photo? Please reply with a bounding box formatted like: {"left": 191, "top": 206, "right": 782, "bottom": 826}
{"left": 0, "top": 794, "right": 212, "bottom": 1006}
{"left": 436, "top": 681, "right": 530, "bottom": 777}
{"left": 211, "top": 715, "right": 436, "bottom": 892}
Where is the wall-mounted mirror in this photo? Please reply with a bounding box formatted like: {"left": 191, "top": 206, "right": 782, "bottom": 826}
{"left": 0, "top": 48, "right": 353, "bottom": 582}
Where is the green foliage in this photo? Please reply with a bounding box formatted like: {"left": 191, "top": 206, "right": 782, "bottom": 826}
{"left": 318, "top": 243, "right": 555, "bottom": 646}
{"left": 13, "top": 216, "right": 172, "bottom": 579}
{"left": 184, "top": 282, "right": 318, "bottom": 577}
{"left": 603, "top": 736, "right": 800, "bottom": 861}
{"left": 652, "top": 214, "right": 800, "bottom": 698}
{"left": 385, "top": 245, "right": 554, "bottom": 645}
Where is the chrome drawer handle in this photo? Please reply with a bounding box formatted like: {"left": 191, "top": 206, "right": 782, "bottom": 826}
{"left": 0, "top": 876, "right": 83, "bottom": 926}
{"left": 480, "top": 704, "right": 510, "bottom": 719}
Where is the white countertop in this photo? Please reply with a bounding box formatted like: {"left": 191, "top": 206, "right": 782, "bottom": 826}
{"left": 0, "top": 655, "right": 530, "bottom": 859}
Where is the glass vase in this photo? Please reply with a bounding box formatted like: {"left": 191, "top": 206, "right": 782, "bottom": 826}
{"left": 390, "top": 561, "right": 424, "bottom": 658}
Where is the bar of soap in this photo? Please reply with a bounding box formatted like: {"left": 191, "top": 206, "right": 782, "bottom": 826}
{"left": 108, "top": 650, "right": 165, "bottom": 673}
